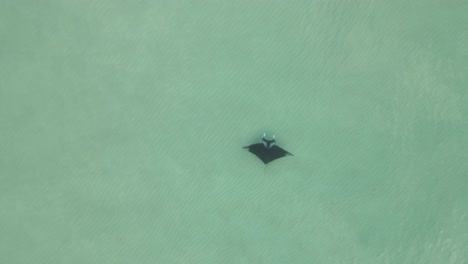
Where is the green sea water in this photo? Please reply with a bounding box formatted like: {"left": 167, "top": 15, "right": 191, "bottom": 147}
{"left": 1, "top": 1, "right": 467, "bottom": 263}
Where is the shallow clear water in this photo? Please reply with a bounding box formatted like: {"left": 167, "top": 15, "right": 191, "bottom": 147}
{"left": 1, "top": 1, "right": 467, "bottom": 263}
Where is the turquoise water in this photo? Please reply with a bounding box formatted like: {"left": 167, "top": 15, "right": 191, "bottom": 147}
{"left": 1, "top": 1, "right": 466, "bottom": 263}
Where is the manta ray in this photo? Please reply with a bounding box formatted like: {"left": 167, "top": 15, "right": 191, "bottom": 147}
{"left": 243, "top": 134, "right": 293, "bottom": 164}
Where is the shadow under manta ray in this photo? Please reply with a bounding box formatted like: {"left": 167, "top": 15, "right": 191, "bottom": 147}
{"left": 243, "top": 133, "right": 293, "bottom": 165}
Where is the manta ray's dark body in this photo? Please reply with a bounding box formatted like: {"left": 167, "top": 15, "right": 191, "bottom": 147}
{"left": 243, "top": 134, "right": 293, "bottom": 164}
